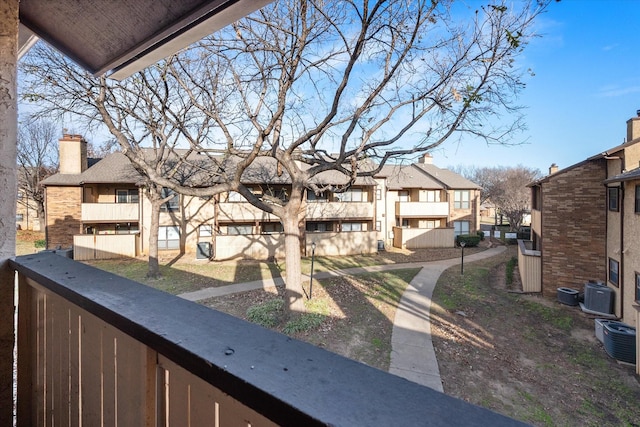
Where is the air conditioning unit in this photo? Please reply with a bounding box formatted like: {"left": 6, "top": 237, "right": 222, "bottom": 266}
{"left": 196, "top": 242, "right": 211, "bottom": 259}
{"left": 557, "top": 287, "right": 579, "bottom": 306}
{"left": 602, "top": 321, "right": 636, "bottom": 364}
{"left": 584, "top": 282, "right": 614, "bottom": 314}
{"left": 595, "top": 318, "right": 615, "bottom": 344}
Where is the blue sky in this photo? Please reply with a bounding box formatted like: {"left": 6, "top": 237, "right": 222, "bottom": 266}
{"left": 433, "top": 0, "right": 640, "bottom": 174}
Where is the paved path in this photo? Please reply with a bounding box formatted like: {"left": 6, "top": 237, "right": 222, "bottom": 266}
{"left": 388, "top": 246, "right": 505, "bottom": 391}
{"left": 178, "top": 246, "right": 507, "bottom": 391}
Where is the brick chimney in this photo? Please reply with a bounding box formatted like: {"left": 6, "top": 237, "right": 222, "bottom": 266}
{"left": 626, "top": 110, "right": 640, "bottom": 142}
{"left": 58, "top": 134, "right": 88, "bottom": 174}
{"left": 549, "top": 163, "right": 558, "bottom": 175}
{"left": 419, "top": 153, "right": 433, "bottom": 164}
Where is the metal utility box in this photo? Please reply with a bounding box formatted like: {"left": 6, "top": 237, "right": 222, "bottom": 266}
{"left": 584, "top": 282, "right": 614, "bottom": 314}
{"left": 557, "top": 287, "right": 579, "bottom": 306}
{"left": 196, "top": 242, "right": 211, "bottom": 259}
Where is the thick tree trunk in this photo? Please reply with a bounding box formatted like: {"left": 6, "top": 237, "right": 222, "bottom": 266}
{"left": 147, "top": 198, "right": 162, "bottom": 278}
{"left": 0, "top": 1, "right": 18, "bottom": 423}
{"left": 37, "top": 203, "right": 46, "bottom": 232}
{"left": 282, "top": 196, "right": 306, "bottom": 314}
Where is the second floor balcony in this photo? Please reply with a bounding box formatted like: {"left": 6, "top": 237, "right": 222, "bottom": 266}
{"left": 395, "top": 201, "right": 449, "bottom": 218}
{"left": 81, "top": 202, "right": 139, "bottom": 222}
{"left": 217, "top": 201, "right": 279, "bottom": 222}
{"left": 306, "top": 201, "right": 374, "bottom": 220}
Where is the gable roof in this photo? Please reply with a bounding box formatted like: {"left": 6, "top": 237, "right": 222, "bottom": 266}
{"left": 42, "top": 150, "right": 377, "bottom": 188}
{"left": 529, "top": 138, "right": 640, "bottom": 187}
{"left": 413, "top": 163, "right": 481, "bottom": 189}
{"left": 381, "top": 163, "right": 480, "bottom": 191}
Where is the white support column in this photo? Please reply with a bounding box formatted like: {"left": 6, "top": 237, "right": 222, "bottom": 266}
{"left": 0, "top": 0, "right": 19, "bottom": 423}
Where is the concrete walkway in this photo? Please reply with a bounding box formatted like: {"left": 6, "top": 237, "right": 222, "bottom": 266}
{"left": 178, "top": 246, "right": 507, "bottom": 391}
{"left": 388, "top": 246, "right": 505, "bottom": 391}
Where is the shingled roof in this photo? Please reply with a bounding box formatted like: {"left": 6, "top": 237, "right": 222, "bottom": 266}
{"left": 379, "top": 162, "right": 479, "bottom": 191}
{"left": 43, "top": 150, "right": 377, "bottom": 188}
{"left": 42, "top": 152, "right": 145, "bottom": 186}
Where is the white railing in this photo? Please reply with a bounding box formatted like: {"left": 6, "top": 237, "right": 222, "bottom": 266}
{"left": 73, "top": 233, "right": 139, "bottom": 260}
{"left": 306, "top": 202, "right": 374, "bottom": 220}
{"left": 395, "top": 201, "right": 449, "bottom": 217}
{"left": 81, "top": 203, "right": 139, "bottom": 222}
{"left": 392, "top": 227, "right": 454, "bottom": 249}
{"left": 217, "top": 202, "right": 278, "bottom": 222}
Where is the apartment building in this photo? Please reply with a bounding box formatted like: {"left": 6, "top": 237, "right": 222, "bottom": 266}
{"left": 375, "top": 154, "right": 481, "bottom": 249}
{"left": 523, "top": 113, "right": 640, "bottom": 326}
{"left": 42, "top": 135, "right": 479, "bottom": 260}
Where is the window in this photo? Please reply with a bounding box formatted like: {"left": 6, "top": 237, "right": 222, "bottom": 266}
{"left": 115, "top": 223, "right": 139, "bottom": 235}
{"left": 117, "top": 189, "right": 139, "bottom": 203}
{"left": 227, "top": 224, "right": 253, "bottom": 235}
{"left": 306, "top": 222, "right": 332, "bottom": 232}
{"left": 453, "top": 221, "right": 470, "bottom": 237}
{"left": 16, "top": 214, "right": 23, "bottom": 222}
{"left": 454, "top": 191, "right": 470, "bottom": 209}
{"left": 307, "top": 190, "right": 328, "bottom": 202}
{"left": 608, "top": 187, "right": 619, "bottom": 212}
{"left": 398, "top": 191, "right": 409, "bottom": 203}
{"left": 158, "top": 226, "right": 180, "bottom": 250}
{"left": 376, "top": 221, "right": 381, "bottom": 232}
{"left": 635, "top": 272, "right": 640, "bottom": 302}
{"left": 160, "top": 188, "right": 179, "bottom": 211}
{"left": 426, "top": 191, "right": 441, "bottom": 202}
{"left": 401, "top": 219, "right": 409, "bottom": 228}
{"left": 609, "top": 258, "right": 619, "bottom": 287}
{"left": 376, "top": 189, "right": 382, "bottom": 200}
{"left": 339, "top": 188, "right": 363, "bottom": 202}
{"left": 199, "top": 225, "right": 213, "bottom": 237}
{"left": 262, "top": 223, "right": 283, "bottom": 234}
{"left": 635, "top": 185, "right": 640, "bottom": 214}
{"left": 425, "top": 220, "right": 439, "bottom": 229}
{"left": 342, "top": 222, "right": 362, "bottom": 232}
{"left": 227, "top": 191, "right": 244, "bottom": 202}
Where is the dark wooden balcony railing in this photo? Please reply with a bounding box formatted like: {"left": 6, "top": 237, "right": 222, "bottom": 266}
{"left": 10, "top": 252, "right": 525, "bottom": 426}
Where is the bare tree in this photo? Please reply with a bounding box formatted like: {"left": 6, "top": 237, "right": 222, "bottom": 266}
{"left": 17, "top": 118, "right": 59, "bottom": 230}
{"left": 463, "top": 165, "right": 541, "bottom": 230}
{"left": 21, "top": 0, "right": 549, "bottom": 312}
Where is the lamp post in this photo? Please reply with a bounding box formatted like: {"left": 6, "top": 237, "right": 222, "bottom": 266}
{"left": 460, "top": 240, "right": 466, "bottom": 275}
{"left": 309, "top": 241, "right": 316, "bottom": 299}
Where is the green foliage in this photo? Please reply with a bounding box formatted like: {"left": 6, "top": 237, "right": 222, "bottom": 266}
{"left": 456, "top": 234, "right": 480, "bottom": 247}
{"left": 476, "top": 230, "right": 485, "bottom": 240}
{"left": 521, "top": 300, "right": 572, "bottom": 332}
{"left": 34, "top": 239, "right": 46, "bottom": 248}
{"left": 246, "top": 299, "right": 284, "bottom": 328}
{"left": 283, "top": 313, "right": 324, "bottom": 334}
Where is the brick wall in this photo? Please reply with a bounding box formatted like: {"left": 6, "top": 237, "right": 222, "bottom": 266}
{"left": 46, "top": 186, "right": 82, "bottom": 249}
{"left": 540, "top": 159, "right": 607, "bottom": 296}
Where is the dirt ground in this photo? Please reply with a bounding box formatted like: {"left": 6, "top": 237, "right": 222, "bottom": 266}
{"left": 431, "top": 246, "right": 640, "bottom": 426}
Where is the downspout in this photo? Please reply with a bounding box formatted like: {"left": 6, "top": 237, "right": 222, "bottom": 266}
{"left": 620, "top": 185, "right": 624, "bottom": 320}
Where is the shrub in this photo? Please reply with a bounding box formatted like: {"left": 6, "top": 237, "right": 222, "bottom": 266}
{"left": 476, "top": 230, "right": 485, "bottom": 240}
{"left": 34, "top": 239, "right": 46, "bottom": 248}
{"left": 246, "top": 298, "right": 284, "bottom": 328}
{"left": 456, "top": 234, "right": 481, "bottom": 247}
{"left": 283, "top": 313, "right": 324, "bottom": 334}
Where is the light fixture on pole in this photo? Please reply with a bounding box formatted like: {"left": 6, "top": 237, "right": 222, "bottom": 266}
{"left": 460, "top": 240, "right": 466, "bottom": 275}
{"left": 309, "top": 241, "right": 317, "bottom": 299}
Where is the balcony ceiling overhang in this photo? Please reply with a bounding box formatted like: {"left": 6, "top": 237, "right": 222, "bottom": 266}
{"left": 18, "top": 0, "right": 272, "bottom": 80}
